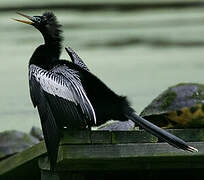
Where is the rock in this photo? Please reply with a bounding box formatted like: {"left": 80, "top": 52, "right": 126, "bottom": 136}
{"left": 0, "top": 130, "right": 39, "bottom": 159}
{"left": 140, "top": 83, "right": 204, "bottom": 128}
{"left": 96, "top": 120, "right": 136, "bottom": 131}
{"left": 30, "top": 126, "right": 43, "bottom": 141}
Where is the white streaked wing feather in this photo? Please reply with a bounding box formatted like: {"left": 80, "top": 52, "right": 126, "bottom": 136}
{"left": 52, "top": 65, "right": 96, "bottom": 124}
{"left": 29, "top": 64, "right": 96, "bottom": 124}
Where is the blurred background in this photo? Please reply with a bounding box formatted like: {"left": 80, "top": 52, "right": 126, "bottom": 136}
{"left": 1, "top": 0, "right": 204, "bottom": 132}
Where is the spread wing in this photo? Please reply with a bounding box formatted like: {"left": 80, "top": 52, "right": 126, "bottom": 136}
{"left": 29, "top": 64, "right": 96, "bottom": 170}
{"left": 65, "top": 47, "right": 90, "bottom": 71}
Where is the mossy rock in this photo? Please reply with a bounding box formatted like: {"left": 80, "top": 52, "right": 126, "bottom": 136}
{"left": 140, "top": 83, "right": 204, "bottom": 128}
{"left": 0, "top": 130, "right": 39, "bottom": 160}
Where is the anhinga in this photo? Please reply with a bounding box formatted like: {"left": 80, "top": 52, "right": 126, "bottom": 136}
{"left": 13, "top": 12, "right": 198, "bottom": 170}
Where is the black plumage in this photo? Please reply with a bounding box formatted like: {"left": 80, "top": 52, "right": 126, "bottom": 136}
{"left": 65, "top": 47, "right": 90, "bottom": 71}
{"left": 14, "top": 12, "right": 198, "bottom": 171}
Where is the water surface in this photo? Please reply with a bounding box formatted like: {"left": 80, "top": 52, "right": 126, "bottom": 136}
{"left": 1, "top": 8, "right": 204, "bottom": 132}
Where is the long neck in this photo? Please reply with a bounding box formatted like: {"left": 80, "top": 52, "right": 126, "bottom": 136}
{"left": 42, "top": 31, "right": 62, "bottom": 58}
{"left": 29, "top": 45, "right": 58, "bottom": 69}
{"left": 29, "top": 28, "right": 63, "bottom": 70}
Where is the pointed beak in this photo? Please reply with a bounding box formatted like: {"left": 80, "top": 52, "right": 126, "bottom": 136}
{"left": 12, "top": 12, "right": 34, "bottom": 25}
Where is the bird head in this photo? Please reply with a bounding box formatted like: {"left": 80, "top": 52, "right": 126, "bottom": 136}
{"left": 13, "top": 12, "right": 62, "bottom": 44}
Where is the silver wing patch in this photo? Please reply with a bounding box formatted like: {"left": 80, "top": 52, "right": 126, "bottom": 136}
{"left": 29, "top": 64, "right": 96, "bottom": 125}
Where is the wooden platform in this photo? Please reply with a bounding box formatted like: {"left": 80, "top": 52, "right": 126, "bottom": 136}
{"left": 1, "top": 129, "right": 204, "bottom": 180}
{"left": 39, "top": 129, "right": 204, "bottom": 180}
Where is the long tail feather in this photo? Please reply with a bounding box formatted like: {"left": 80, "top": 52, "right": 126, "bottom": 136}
{"left": 126, "top": 111, "right": 198, "bottom": 152}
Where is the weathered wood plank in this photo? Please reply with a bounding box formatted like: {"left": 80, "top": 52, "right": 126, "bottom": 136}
{"left": 166, "top": 129, "right": 204, "bottom": 142}
{"left": 112, "top": 131, "right": 157, "bottom": 143}
{"left": 41, "top": 170, "right": 85, "bottom": 180}
{"left": 41, "top": 168, "right": 204, "bottom": 180}
{"left": 60, "top": 130, "right": 91, "bottom": 145}
{"left": 59, "top": 142, "right": 202, "bottom": 160}
{"left": 60, "top": 129, "right": 204, "bottom": 145}
{"left": 41, "top": 170, "right": 60, "bottom": 180}
{"left": 60, "top": 130, "right": 112, "bottom": 145}
{"left": 39, "top": 142, "right": 204, "bottom": 171}
{"left": 91, "top": 131, "right": 112, "bottom": 144}
{"left": 60, "top": 130, "right": 158, "bottom": 145}
{"left": 0, "top": 141, "right": 46, "bottom": 176}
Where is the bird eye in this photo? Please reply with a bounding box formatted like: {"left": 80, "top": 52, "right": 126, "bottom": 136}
{"left": 34, "top": 17, "right": 41, "bottom": 23}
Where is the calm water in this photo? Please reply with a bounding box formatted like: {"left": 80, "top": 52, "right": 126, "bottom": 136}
{"left": 1, "top": 8, "right": 204, "bottom": 132}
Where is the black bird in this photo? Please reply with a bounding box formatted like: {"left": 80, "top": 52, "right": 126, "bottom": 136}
{"left": 14, "top": 12, "right": 198, "bottom": 170}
